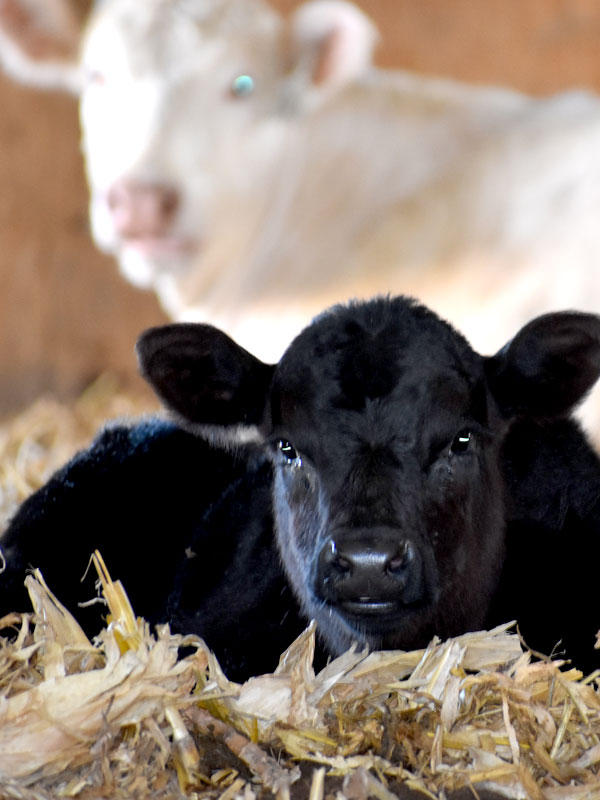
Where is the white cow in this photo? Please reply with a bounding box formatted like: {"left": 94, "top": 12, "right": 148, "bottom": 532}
{"left": 1, "top": 0, "right": 600, "bottom": 426}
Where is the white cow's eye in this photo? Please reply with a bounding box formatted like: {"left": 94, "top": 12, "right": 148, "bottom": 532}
{"left": 230, "top": 74, "right": 255, "bottom": 98}
{"left": 85, "top": 68, "right": 106, "bottom": 87}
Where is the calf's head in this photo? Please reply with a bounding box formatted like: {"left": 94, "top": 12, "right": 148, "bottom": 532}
{"left": 137, "top": 296, "right": 600, "bottom": 654}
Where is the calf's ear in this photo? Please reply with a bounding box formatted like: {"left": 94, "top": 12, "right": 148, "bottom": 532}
{"left": 136, "top": 323, "right": 274, "bottom": 428}
{"left": 286, "top": 0, "right": 378, "bottom": 96}
{"left": 485, "top": 312, "right": 600, "bottom": 419}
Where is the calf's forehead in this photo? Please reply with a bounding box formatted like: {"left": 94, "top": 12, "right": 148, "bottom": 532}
{"left": 270, "top": 300, "right": 483, "bottom": 437}
{"left": 84, "top": 0, "right": 280, "bottom": 77}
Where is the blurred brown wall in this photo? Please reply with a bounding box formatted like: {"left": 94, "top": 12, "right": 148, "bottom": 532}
{"left": 278, "top": 0, "right": 600, "bottom": 92}
{"left": 0, "top": 77, "right": 164, "bottom": 412}
{"left": 2, "top": 0, "right": 600, "bottom": 414}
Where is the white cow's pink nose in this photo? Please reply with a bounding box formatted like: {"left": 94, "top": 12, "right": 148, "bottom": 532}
{"left": 107, "top": 180, "right": 180, "bottom": 238}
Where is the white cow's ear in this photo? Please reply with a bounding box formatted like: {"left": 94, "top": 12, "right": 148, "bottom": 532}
{"left": 0, "top": 0, "right": 84, "bottom": 92}
{"left": 287, "top": 0, "right": 378, "bottom": 97}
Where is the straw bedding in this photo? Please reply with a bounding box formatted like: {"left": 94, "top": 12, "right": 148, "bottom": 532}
{"left": 0, "top": 382, "right": 599, "bottom": 800}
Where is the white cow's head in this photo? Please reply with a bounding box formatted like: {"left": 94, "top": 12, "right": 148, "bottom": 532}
{"left": 0, "top": 0, "right": 377, "bottom": 315}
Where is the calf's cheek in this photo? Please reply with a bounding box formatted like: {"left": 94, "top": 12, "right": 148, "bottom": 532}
{"left": 272, "top": 469, "right": 325, "bottom": 585}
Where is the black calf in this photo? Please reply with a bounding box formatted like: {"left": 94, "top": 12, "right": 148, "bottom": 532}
{"left": 2, "top": 296, "right": 600, "bottom": 678}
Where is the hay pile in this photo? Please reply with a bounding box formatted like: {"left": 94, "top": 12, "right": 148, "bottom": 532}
{"left": 0, "top": 385, "right": 599, "bottom": 800}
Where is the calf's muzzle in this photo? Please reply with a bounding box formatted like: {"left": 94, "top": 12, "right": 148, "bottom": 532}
{"left": 316, "top": 527, "right": 426, "bottom": 614}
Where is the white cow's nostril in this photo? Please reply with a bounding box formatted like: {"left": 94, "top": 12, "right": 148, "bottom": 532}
{"left": 107, "top": 180, "right": 180, "bottom": 237}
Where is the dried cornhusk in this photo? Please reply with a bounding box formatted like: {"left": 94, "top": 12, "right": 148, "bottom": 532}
{"left": 0, "top": 387, "right": 599, "bottom": 799}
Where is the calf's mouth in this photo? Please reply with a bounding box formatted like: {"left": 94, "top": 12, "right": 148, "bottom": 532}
{"left": 341, "top": 599, "right": 398, "bottom": 615}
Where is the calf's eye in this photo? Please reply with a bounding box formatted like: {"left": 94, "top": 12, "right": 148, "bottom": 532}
{"left": 278, "top": 440, "right": 300, "bottom": 463}
{"left": 450, "top": 430, "right": 472, "bottom": 455}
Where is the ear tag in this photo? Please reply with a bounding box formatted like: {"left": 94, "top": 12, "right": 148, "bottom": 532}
{"left": 231, "top": 74, "right": 255, "bottom": 98}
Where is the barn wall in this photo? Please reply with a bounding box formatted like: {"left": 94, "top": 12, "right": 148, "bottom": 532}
{"left": 0, "top": 77, "right": 164, "bottom": 413}
{"left": 276, "top": 0, "right": 600, "bottom": 92}
{"left": 1, "top": 0, "right": 599, "bottom": 414}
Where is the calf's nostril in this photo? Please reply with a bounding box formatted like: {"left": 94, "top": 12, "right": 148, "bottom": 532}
{"left": 335, "top": 555, "right": 353, "bottom": 573}
{"left": 325, "top": 540, "right": 353, "bottom": 574}
{"left": 386, "top": 541, "right": 414, "bottom": 574}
